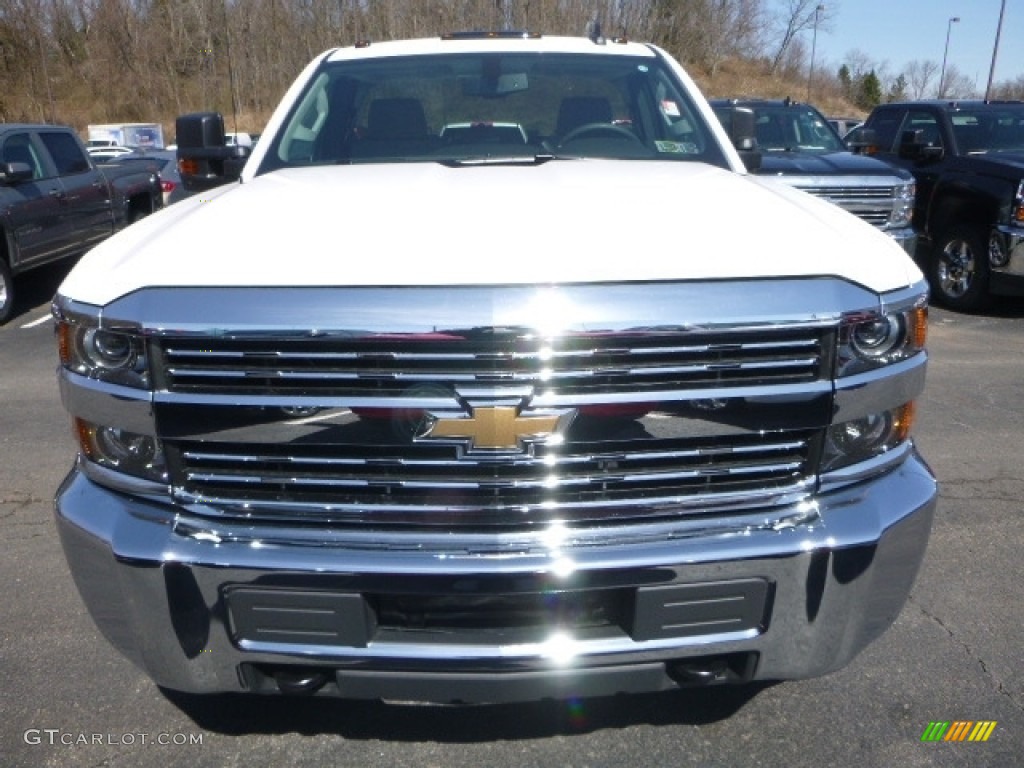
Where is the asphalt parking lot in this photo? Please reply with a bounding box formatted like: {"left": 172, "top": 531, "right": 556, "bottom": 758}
{"left": 1, "top": 261, "right": 1022, "bottom": 767}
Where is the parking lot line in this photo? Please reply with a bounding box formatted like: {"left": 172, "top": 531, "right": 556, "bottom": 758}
{"left": 20, "top": 314, "right": 53, "bottom": 329}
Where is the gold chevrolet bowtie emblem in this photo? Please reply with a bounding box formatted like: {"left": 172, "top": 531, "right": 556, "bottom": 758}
{"left": 426, "top": 406, "right": 564, "bottom": 451}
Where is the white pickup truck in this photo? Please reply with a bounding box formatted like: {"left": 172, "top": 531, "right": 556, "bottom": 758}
{"left": 53, "top": 31, "right": 937, "bottom": 704}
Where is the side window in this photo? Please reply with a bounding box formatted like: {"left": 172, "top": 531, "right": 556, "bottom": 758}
{"left": 277, "top": 74, "right": 330, "bottom": 163}
{"left": 38, "top": 131, "right": 92, "bottom": 175}
{"left": 1, "top": 133, "right": 44, "bottom": 180}
{"left": 900, "top": 110, "right": 943, "bottom": 149}
{"left": 866, "top": 109, "right": 905, "bottom": 153}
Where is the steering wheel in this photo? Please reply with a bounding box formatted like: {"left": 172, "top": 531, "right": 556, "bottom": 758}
{"left": 558, "top": 122, "right": 643, "bottom": 147}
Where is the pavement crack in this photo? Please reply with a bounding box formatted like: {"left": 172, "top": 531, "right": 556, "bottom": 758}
{"left": 1, "top": 491, "right": 50, "bottom": 507}
{"left": 910, "top": 595, "right": 1024, "bottom": 715}
{"left": 935, "top": 475, "right": 1024, "bottom": 504}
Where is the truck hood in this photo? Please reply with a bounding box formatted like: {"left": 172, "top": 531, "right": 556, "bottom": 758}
{"left": 60, "top": 160, "right": 922, "bottom": 307}
{"left": 958, "top": 151, "right": 1024, "bottom": 176}
{"left": 757, "top": 150, "right": 911, "bottom": 179}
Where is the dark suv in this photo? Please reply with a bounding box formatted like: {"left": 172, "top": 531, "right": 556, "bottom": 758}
{"left": 861, "top": 100, "right": 1024, "bottom": 311}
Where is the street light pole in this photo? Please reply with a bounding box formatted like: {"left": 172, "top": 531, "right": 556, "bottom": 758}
{"left": 807, "top": 4, "right": 824, "bottom": 102}
{"left": 984, "top": 0, "right": 1007, "bottom": 100}
{"left": 938, "top": 16, "right": 960, "bottom": 99}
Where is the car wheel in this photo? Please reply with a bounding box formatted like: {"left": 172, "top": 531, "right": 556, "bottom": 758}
{"left": 929, "top": 225, "right": 992, "bottom": 312}
{"left": 0, "top": 258, "right": 15, "bottom": 325}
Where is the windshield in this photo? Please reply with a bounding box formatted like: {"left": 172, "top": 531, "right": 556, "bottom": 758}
{"left": 259, "top": 52, "right": 728, "bottom": 171}
{"left": 951, "top": 107, "right": 1024, "bottom": 154}
{"left": 738, "top": 104, "right": 845, "bottom": 153}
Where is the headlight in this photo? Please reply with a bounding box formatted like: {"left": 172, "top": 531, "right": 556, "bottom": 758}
{"left": 75, "top": 418, "right": 168, "bottom": 483}
{"left": 889, "top": 182, "right": 915, "bottom": 227}
{"left": 58, "top": 319, "right": 149, "bottom": 388}
{"left": 837, "top": 299, "right": 927, "bottom": 377}
{"left": 821, "top": 402, "right": 915, "bottom": 472}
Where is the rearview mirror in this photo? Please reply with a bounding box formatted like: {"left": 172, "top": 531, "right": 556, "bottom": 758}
{"left": 459, "top": 72, "right": 529, "bottom": 97}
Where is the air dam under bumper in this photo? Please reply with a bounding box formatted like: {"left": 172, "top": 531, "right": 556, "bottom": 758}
{"left": 55, "top": 453, "right": 936, "bottom": 704}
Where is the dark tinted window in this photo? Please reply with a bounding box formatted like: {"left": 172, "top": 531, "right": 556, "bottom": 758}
{"left": 38, "top": 131, "right": 91, "bottom": 175}
{"left": 949, "top": 106, "right": 1024, "bottom": 153}
{"left": 1, "top": 133, "right": 45, "bottom": 179}
{"left": 865, "top": 108, "right": 906, "bottom": 152}
{"left": 747, "top": 105, "right": 843, "bottom": 152}
{"left": 899, "top": 110, "right": 943, "bottom": 149}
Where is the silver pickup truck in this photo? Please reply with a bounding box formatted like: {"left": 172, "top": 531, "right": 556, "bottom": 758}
{"left": 53, "top": 32, "right": 936, "bottom": 705}
{"left": 0, "top": 123, "right": 163, "bottom": 323}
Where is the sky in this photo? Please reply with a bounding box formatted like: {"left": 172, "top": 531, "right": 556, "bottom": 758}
{"left": 811, "top": 0, "right": 1022, "bottom": 91}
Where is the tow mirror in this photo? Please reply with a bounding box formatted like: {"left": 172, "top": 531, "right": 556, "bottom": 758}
{"left": 898, "top": 129, "right": 943, "bottom": 161}
{"left": 845, "top": 127, "right": 877, "bottom": 154}
{"left": 722, "top": 107, "right": 762, "bottom": 172}
{"left": 176, "top": 112, "right": 250, "bottom": 192}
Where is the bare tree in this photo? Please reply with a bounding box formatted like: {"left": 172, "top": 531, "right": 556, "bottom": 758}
{"left": 694, "top": 0, "right": 764, "bottom": 76}
{"left": 904, "top": 59, "right": 940, "bottom": 100}
{"left": 988, "top": 74, "right": 1024, "bottom": 101}
{"left": 767, "top": 0, "right": 836, "bottom": 75}
{"left": 938, "top": 65, "right": 977, "bottom": 100}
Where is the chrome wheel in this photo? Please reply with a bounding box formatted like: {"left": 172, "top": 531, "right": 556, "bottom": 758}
{"left": 0, "top": 259, "right": 13, "bottom": 324}
{"left": 937, "top": 237, "right": 976, "bottom": 298}
{"left": 929, "top": 226, "right": 992, "bottom": 312}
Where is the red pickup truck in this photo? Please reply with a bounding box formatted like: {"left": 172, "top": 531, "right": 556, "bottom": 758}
{"left": 0, "top": 123, "right": 163, "bottom": 323}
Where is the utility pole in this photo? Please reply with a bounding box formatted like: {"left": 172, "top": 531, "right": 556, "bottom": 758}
{"left": 807, "top": 5, "right": 824, "bottom": 103}
{"left": 984, "top": 0, "right": 1007, "bottom": 100}
{"left": 938, "top": 16, "right": 960, "bottom": 99}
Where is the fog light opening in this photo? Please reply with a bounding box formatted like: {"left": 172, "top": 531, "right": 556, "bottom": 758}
{"left": 667, "top": 652, "right": 758, "bottom": 687}
{"left": 274, "top": 667, "right": 329, "bottom": 695}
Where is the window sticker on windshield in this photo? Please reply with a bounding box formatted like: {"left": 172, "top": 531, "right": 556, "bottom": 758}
{"left": 655, "top": 140, "right": 698, "bottom": 154}
{"left": 661, "top": 100, "right": 681, "bottom": 117}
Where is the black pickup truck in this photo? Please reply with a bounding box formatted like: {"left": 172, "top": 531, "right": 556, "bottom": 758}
{"left": 0, "top": 123, "right": 163, "bottom": 322}
{"left": 860, "top": 101, "right": 1024, "bottom": 311}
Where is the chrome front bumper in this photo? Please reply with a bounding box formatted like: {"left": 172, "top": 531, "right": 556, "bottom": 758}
{"left": 992, "top": 224, "right": 1024, "bottom": 295}
{"left": 55, "top": 451, "right": 937, "bottom": 703}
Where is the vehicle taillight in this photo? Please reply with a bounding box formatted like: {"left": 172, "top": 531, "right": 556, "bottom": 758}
{"left": 161, "top": 179, "right": 176, "bottom": 194}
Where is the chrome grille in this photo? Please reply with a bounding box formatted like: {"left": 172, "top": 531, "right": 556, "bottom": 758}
{"left": 171, "top": 431, "right": 815, "bottom": 526}
{"left": 795, "top": 184, "right": 895, "bottom": 228}
{"left": 158, "top": 329, "right": 825, "bottom": 396}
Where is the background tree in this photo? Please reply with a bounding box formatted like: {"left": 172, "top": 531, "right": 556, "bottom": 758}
{"left": 905, "top": 59, "right": 940, "bottom": 100}
{"left": 837, "top": 63, "right": 852, "bottom": 101}
{"left": 937, "top": 65, "right": 976, "bottom": 99}
{"left": 767, "top": 0, "right": 836, "bottom": 75}
{"left": 887, "top": 73, "right": 907, "bottom": 102}
{"left": 855, "top": 70, "right": 881, "bottom": 110}
{"left": 1, "top": 0, "right": 1019, "bottom": 136}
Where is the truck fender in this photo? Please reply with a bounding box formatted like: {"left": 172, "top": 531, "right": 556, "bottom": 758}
{"left": 928, "top": 173, "right": 1006, "bottom": 237}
